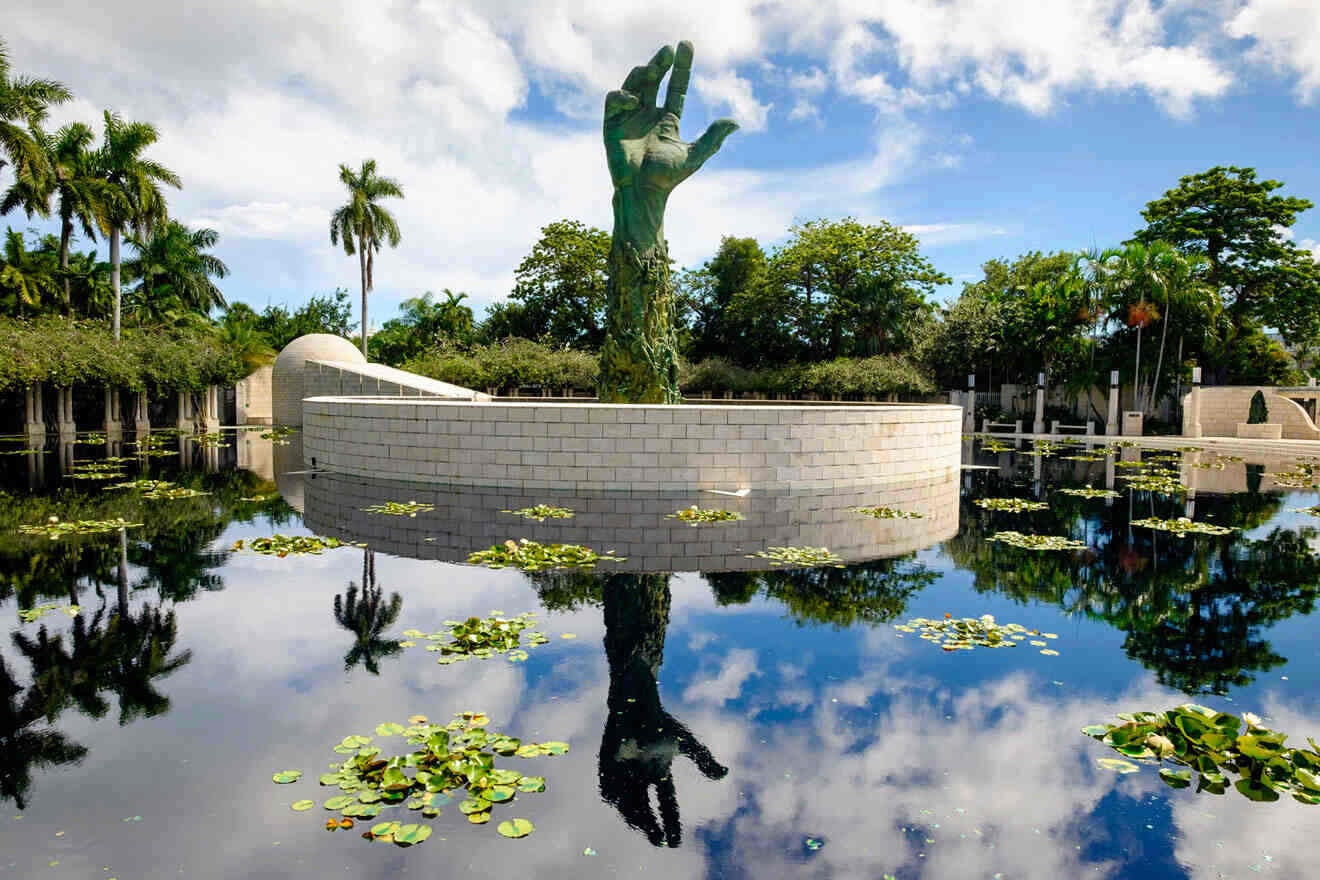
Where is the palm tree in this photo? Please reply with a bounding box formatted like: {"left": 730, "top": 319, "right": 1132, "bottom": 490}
{"left": 1110, "top": 241, "right": 1179, "bottom": 415}
{"left": 0, "top": 228, "right": 58, "bottom": 316}
{"left": 123, "top": 219, "right": 228, "bottom": 321}
{"left": 329, "top": 159, "right": 403, "bottom": 357}
{"left": 332, "top": 549, "right": 403, "bottom": 675}
{"left": 1145, "top": 251, "right": 1213, "bottom": 417}
{"left": 0, "top": 38, "right": 71, "bottom": 184}
{"left": 94, "top": 111, "right": 181, "bottom": 339}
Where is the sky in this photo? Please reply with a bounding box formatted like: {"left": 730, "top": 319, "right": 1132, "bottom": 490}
{"left": 10, "top": 0, "right": 1320, "bottom": 329}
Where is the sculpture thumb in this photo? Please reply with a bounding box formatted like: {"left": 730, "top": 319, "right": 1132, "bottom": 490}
{"left": 686, "top": 118, "right": 739, "bottom": 170}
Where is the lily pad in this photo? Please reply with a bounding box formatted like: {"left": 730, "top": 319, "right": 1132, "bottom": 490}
{"left": 1097, "top": 758, "right": 1140, "bottom": 774}
{"left": 291, "top": 800, "right": 315, "bottom": 811}
{"left": 497, "top": 818, "right": 535, "bottom": 839}
{"left": 324, "top": 796, "right": 354, "bottom": 810}
{"left": 393, "top": 823, "right": 432, "bottom": 846}
{"left": 272, "top": 770, "right": 302, "bottom": 784}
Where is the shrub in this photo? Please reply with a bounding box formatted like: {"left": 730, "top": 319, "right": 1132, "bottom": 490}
{"left": 402, "top": 339, "right": 599, "bottom": 392}
{"left": 1248, "top": 389, "right": 1269, "bottom": 424}
{"left": 679, "top": 355, "right": 935, "bottom": 397}
{"left": 0, "top": 316, "right": 245, "bottom": 392}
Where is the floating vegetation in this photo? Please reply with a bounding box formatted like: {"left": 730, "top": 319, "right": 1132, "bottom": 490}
{"left": 261, "top": 425, "right": 298, "bottom": 445}
{"left": 1058, "top": 486, "right": 1121, "bottom": 499}
{"left": 18, "top": 516, "right": 142, "bottom": 540}
{"left": 1191, "top": 454, "right": 1243, "bottom": 471}
{"left": 666, "top": 506, "right": 745, "bottom": 525}
{"left": 240, "top": 493, "right": 277, "bottom": 503}
{"left": 17, "top": 603, "right": 80, "bottom": 623}
{"left": 980, "top": 439, "right": 1016, "bottom": 453}
{"left": 276, "top": 711, "right": 565, "bottom": 844}
{"left": 362, "top": 500, "right": 435, "bottom": 517}
{"left": 1083, "top": 706, "right": 1320, "bottom": 804}
{"left": 0, "top": 447, "right": 41, "bottom": 456}
{"left": 106, "top": 479, "right": 209, "bottom": 500}
{"left": 894, "top": 614, "right": 1059, "bottom": 653}
{"left": 1061, "top": 454, "right": 1105, "bottom": 462}
{"left": 848, "top": 505, "right": 923, "bottom": 520}
{"left": 745, "top": 546, "right": 845, "bottom": 568}
{"left": 1267, "top": 461, "right": 1320, "bottom": 489}
{"left": 1121, "top": 473, "right": 1188, "bottom": 495}
{"left": 232, "top": 535, "right": 357, "bottom": 557}
{"left": 499, "top": 504, "right": 574, "bottom": 522}
{"left": 75, "top": 432, "right": 107, "bottom": 444}
{"left": 1177, "top": 446, "right": 1204, "bottom": 453}
{"left": 404, "top": 612, "right": 551, "bottom": 664}
{"left": 131, "top": 434, "right": 178, "bottom": 457}
{"left": 974, "top": 497, "right": 1048, "bottom": 512}
{"left": 193, "top": 432, "right": 229, "bottom": 448}
{"left": 1113, "top": 459, "right": 1150, "bottom": 468}
{"left": 67, "top": 461, "right": 127, "bottom": 480}
{"left": 1027, "top": 440, "right": 1060, "bottom": 457}
{"left": 468, "top": 538, "right": 623, "bottom": 571}
{"left": 1292, "top": 506, "right": 1320, "bottom": 518}
{"left": 1131, "top": 517, "right": 1236, "bottom": 537}
{"left": 988, "top": 531, "right": 1086, "bottom": 551}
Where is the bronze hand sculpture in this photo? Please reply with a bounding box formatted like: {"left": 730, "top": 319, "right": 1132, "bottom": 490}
{"left": 598, "top": 41, "right": 739, "bottom": 403}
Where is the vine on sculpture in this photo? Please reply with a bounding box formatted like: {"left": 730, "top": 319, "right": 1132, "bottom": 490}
{"left": 598, "top": 41, "right": 739, "bottom": 403}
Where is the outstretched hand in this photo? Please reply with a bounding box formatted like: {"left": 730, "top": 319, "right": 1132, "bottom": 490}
{"left": 603, "top": 41, "right": 738, "bottom": 195}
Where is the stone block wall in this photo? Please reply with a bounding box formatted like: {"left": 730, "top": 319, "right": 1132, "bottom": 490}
{"left": 299, "top": 469, "right": 960, "bottom": 572}
{"left": 1182, "top": 387, "right": 1320, "bottom": 441}
{"left": 302, "top": 398, "right": 963, "bottom": 492}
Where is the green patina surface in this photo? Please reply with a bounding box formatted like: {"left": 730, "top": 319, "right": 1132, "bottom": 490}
{"left": 598, "top": 41, "right": 738, "bottom": 403}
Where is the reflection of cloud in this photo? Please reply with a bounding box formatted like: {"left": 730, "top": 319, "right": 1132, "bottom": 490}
{"left": 683, "top": 648, "right": 761, "bottom": 705}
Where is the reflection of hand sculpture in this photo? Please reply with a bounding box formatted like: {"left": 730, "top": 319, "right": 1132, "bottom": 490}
{"left": 599, "top": 41, "right": 738, "bottom": 403}
{"left": 598, "top": 574, "right": 727, "bottom": 847}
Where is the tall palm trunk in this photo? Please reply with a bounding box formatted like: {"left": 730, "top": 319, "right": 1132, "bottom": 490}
{"left": 1133, "top": 323, "right": 1143, "bottom": 414}
{"left": 110, "top": 224, "right": 122, "bottom": 340}
{"left": 1148, "top": 297, "right": 1171, "bottom": 418}
{"left": 358, "top": 233, "right": 368, "bottom": 358}
{"left": 58, "top": 218, "right": 73, "bottom": 317}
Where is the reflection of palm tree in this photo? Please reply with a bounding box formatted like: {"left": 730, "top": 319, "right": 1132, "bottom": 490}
{"left": 0, "top": 655, "right": 87, "bottom": 810}
{"left": 333, "top": 549, "right": 402, "bottom": 675}
{"left": 598, "top": 573, "right": 727, "bottom": 848}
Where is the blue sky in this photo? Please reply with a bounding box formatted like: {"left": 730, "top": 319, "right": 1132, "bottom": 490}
{"left": 11, "top": 0, "right": 1320, "bottom": 328}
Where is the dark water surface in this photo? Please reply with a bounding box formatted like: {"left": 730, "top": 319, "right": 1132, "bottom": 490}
{"left": 2, "top": 430, "right": 1320, "bottom": 879}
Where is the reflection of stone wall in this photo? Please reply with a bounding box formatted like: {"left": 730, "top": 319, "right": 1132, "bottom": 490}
{"left": 299, "top": 470, "right": 960, "bottom": 572}
{"left": 302, "top": 397, "right": 962, "bottom": 492}
{"left": 1179, "top": 451, "right": 1307, "bottom": 494}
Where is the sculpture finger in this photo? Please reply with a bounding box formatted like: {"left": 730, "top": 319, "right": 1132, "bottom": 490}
{"left": 683, "top": 118, "right": 739, "bottom": 172}
{"left": 663, "top": 40, "right": 693, "bottom": 118}
{"left": 604, "top": 89, "right": 640, "bottom": 120}
{"left": 638, "top": 44, "right": 674, "bottom": 107}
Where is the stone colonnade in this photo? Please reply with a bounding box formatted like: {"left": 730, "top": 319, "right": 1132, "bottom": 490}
{"left": 19, "top": 382, "right": 225, "bottom": 440}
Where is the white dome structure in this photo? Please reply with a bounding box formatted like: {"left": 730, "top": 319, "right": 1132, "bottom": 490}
{"left": 271, "top": 334, "right": 365, "bottom": 426}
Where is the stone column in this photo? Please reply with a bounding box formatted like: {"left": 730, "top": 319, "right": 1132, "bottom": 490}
{"left": 1033, "top": 372, "right": 1046, "bottom": 435}
{"left": 177, "top": 390, "right": 195, "bottom": 433}
{"left": 24, "top": 382, "right": 44, "bottom": 441}
{"left": 964, "top": 374, "right": 976, "bottom": 433}
{"left": 103, "top": 387, "right": 123, "bottom": 440}
{"left": 55, "top": 386, "right": 75, "bottom": 438}
{"left": 133, "top": 391, "right": 150, "bottom": 437}
{"left": 1185, "top": 367, "right": 1203, "bottom": 438}
{"left": 203, "top": 385, "right": 221, "bottom": 433}
{"left": 1106, "top": 370, "right": 1121, "bottom": 436}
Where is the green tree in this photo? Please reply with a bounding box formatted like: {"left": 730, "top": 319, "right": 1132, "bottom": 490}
{"left": 1133, "top": 166, "right": 1320, "bottom": 350}
{"left": 250, "top": 288, "right": 355, "bottom": 351}
{"left": 771, "top": 218, "right": 948, "bottom": 360}
{"left": 368, "top": 289, "right": 474, "bottom": 364}
{"left": 329, "top": 159, "right": 403, "bottom": 358}
{"left": 509, "top": 219, "right": 611, "bottom": 349}
{"left": 122, "top": 220, "right": 229, "bottom": 322}
{"left": 0, "top": 228, "right": 57, "bottom": 316}
{"left": 683, "top": 236, "right": 777, "bottom": 362}
{"left": 94, "top": 111, "right": 181, "bottom": 340}
{"left": 9, "top": 124, "right": 103, "bottom": 315}
{"left": 0, "top": 38, "right": 71, "bottom": 184}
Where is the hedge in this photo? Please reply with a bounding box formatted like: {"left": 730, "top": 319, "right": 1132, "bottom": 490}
{"left": 0, "top": 316, "right": 246, "bottom": 392}
{"left": 403, "top": 339, "right": 934, "bottom": 398}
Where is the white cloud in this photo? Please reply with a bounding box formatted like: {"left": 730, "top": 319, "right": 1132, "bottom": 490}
{"left": 698, "top": 70, "right": 772, "bottom": 132}
{"left": 1226, "top": 0, "right": 1320, "bottom": 102}
{"left": 1, "top": 0, "right": 1271, "bottom": 318}
{"left": 682, "top": 648, "right": 761, "bottom": 704}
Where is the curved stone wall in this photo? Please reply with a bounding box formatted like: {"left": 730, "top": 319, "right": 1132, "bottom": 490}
{"left": 298, "top": 469, "right": 960, "bottom": 572}
{"left": 271, "top": 334, "right": 365, "bottom": 427}
{"left": 302, "top": 397, "right": 962, "bottom": 491}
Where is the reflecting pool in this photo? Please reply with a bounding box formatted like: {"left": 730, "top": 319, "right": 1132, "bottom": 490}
{"left": 2, "top": 430, "right": 1319, "bottom": 879}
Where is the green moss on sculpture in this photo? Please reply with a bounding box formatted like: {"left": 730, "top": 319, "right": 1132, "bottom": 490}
{"left": 597, "top": 41, "right": 737, "bottom": 403}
